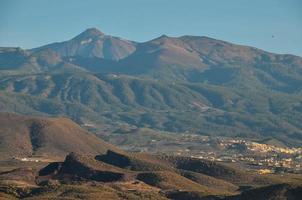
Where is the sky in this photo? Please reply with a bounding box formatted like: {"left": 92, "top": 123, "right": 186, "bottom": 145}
{"left": 0, "top": 0, "right": 301, "bottom": 56}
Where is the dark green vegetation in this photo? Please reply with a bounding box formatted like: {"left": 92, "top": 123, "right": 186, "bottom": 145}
{"left": 1, "top": 28, "right": 302, "bottom": 146}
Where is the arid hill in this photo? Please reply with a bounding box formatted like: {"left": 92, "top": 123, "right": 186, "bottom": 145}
{"left": 0, "top": 114, "right": 301, "bottom": 199}
{"left": 0, "top": 113, "right": 117, "bottom": 159}
{"left": 1, "top": 149, "right": 302, "bottom": 200}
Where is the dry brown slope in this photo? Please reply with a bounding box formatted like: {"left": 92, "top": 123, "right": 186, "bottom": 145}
{"left": 0, "top": 112, "right": 117, "bottom": 159}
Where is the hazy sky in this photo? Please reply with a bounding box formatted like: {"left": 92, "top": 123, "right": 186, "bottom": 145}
{"left": 0, "top": 0, "right": 301, "bottom": 56}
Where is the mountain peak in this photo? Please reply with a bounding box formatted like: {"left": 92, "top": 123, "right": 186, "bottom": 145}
{"left": 159, "top": 34, "right": 169, "bottom": 38}
{"left": 85, "top": 27, "right": 104, "bottom": 35}
{"left": 148, "top": 34, "right": 173, "bottom": 43}
{"left": 74, "top": 27, "right": 105, "bottom": 40}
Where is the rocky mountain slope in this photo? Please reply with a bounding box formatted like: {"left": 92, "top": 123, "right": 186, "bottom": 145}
{"left": 33, "top": 28, "right": 137, "bottom": 60}
{"left": 0, "top": 28, "right": 302, "bottom": 146}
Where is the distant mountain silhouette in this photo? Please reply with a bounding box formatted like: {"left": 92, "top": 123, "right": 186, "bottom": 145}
{"left": 32, "top": 28, "right": 137, "bottom": 60}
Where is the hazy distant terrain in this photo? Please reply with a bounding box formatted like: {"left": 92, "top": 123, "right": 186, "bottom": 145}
{"left": 0, "top": 28, "right": 302, "bottom": 147}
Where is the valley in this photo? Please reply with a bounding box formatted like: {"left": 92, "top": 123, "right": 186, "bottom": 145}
{"left": 100, "top": 128, "right": 302, "bottom": 175}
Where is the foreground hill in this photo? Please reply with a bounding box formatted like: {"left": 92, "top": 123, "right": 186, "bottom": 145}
{"left": 0, "top": 113, "right": 116, "bottom": 159}
{"left": 0, "top": 113, "right": 301, "bottom": 199}
{"left": 1, "top": 150, "right": 301, "bottom": 199}
{"left": 228, "top": 183, "right": 302, "bottom": 200}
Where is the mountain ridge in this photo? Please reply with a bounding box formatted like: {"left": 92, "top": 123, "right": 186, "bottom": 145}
{"left": 31, "top": 28, "right": 137, "bottom": 61}
{"left": 0, "top": 28, "right": 302, "bottom": 147}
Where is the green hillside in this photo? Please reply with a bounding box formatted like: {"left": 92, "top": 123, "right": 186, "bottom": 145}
{"left": 0, "top": 28, "right": 302, "bottom": 146}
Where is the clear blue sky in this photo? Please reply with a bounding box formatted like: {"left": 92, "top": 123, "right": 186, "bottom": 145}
{"left": 0, "top": 0, "right": 301, "bottom": 56}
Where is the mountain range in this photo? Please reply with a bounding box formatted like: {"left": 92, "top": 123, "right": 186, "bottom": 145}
{"left": 0, "top": 28, "right": 302, "bottom": 146}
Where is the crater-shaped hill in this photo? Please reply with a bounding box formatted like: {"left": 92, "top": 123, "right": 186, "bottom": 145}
{"left": 96, "top": 150, "right": 295, "bottom": 188}
{"left": 1, "top": 149, "right": 302, "bottom": 199}
{"left": 38, "top": 151, "right": 237, "bottom": 196}
{"left": 38, "top": 152, "right": 133, "bottom": 183}
{"left": 0, "top": 113, "right": 117, "bottom": 159}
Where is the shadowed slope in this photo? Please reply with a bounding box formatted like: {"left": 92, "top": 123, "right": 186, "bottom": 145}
{"left": 228, "top": 183, "right": 302, "bottom": 200}
{"left": 136, "top": 171, "right": 222, "bottom": 195}
{"left": 39, "top": 152, "right": 133, "bottom": 183}
{"left": 0, "top": 113, "right": 117, "bottom": 159}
